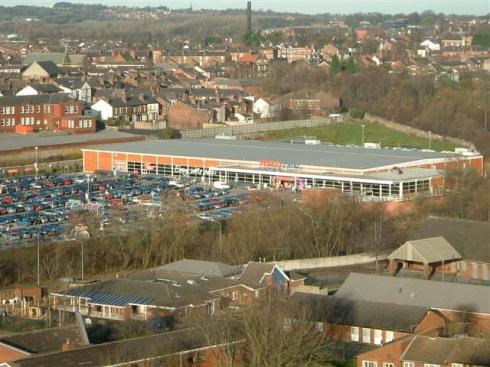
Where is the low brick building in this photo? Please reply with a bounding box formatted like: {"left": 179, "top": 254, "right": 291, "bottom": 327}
{"left": 335, "top": 273, "right": 490, "bottom": 338}
{"left": 0, "top": 94, "right": 96, "bottom": 134}
{"left": 357, "top": 335, "right": 490, "bottom": 367}
{"left": 167, "top": 101, "right": 210, "bottom": 129}
{"left": 7, "top": 328, "right": 242, "bottom": 367}
{"left": 286, "top": 293, "right": 447, "bottom": 347}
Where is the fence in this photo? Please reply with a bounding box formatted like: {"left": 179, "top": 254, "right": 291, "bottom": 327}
{"left": 364, "top": 113, "right": 476, "bottom": 150}
{"left": 0, "top": 159, "right": 83, "bottom": 176}
{"left": 179, "top": 118, "right": 333, "bottom": 138}
{"left": 270, "top": 253, "right": 387, "bottom": 271}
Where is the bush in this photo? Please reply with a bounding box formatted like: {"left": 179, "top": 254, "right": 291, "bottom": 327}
{"left": 158, "top": 128, "right": 181, "bottom": 139}
{"left": 350, "top": 108, "right": 365, "bottom": 120}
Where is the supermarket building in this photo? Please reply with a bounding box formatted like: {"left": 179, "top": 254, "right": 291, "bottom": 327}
{"left": 82, "top": 139, "right": 483, "bottom": 201}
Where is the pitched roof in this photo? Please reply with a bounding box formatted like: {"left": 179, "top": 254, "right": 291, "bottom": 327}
{"left": 23, "top": 52, "right": 87, "bottom": 66}
{"left": 401, "top": 336, "right": 490, "bottom": 365}
{"left": 335, "top": 273, "right": 490, "bottom": 314}
{"left": 55, "top": 278, "right": 215, "bottom": 309}
{"left": 0, "top": 94, "right": 72, "bottom": 106}
{"left": 388, "top": 237, "right": 462, "bottom": 264}
{"left": 9, "top": 328, "right": 225, "bottom": 367}
{"left": 27, "top": 61, "right": 60, "bottom": 77}
{"left": 239, "top": 262, "right": 276, "bottom": 288}
{"left": 0, "top": 326, "right": 85, "bottom": 354}
{"left": 409, "top": 217, "right": 490, "bottom": 263}
{"left": 287, "top": 293, "right": 429, "bottom": 332}
{"left": 152, "top": 259, "right": 241, "bottom": 278}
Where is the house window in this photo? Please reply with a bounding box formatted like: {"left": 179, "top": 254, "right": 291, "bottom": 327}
{"left": 424, "top": 365, "right": 440, "bottom": 367}
{"left": 232, "top": 291, "right": 238, "bottom": 300}
{"left": 403, "top": 363, "right": 415, "bottom": 367}
{"left": 362, "top": 328, "right": 371, "bottom": 343}
{"left": 362, "top": 362, "right": 377, "bottom": 367}
{"left": 351, "top": 326, "right": 359, "bottom": 342}
{"left": 374, "top": 329, "right": 382, "bottom": 345}
{"left": 451, "top": 364, "right": 463, "bottom": 367}
{"left": 197, "top": 351, "right": 205, "bottom": 362}
{"left": 384, "top": 364, "right": 394, "bottom": 367}
{"left": 254, "top": 290, "right": 260, "bottom": 298}
{"left": 385, "top": 330, "right": 394, "bottom": 343}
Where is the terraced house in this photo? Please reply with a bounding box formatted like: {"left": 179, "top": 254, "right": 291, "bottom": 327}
{"left": 0, "top": 94, "right": 96, "bottom": 134}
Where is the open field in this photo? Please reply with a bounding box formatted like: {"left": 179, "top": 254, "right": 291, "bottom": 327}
{"left": 258, "top": 121, "right": 458, "bottom": 152}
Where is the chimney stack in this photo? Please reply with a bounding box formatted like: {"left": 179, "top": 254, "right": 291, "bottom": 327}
{"left": 246, "top": 1, "right": 252, "bottom": 34}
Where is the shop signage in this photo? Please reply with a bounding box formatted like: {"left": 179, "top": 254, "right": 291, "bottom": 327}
{"left": 260, "top": 160, "right": 300, "bottom": 169}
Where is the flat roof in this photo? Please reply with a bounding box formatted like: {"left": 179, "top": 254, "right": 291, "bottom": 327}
{"left": 86, "top": 139, "right": 471, "bottom": 172}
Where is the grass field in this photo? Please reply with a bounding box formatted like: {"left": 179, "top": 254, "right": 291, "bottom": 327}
{"left": 258, "top": 122, "right": 457, "bottom": 152}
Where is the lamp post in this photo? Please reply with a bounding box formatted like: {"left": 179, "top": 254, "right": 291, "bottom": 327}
{"left": 34, "top": 146, "right": 38, "bottom": 179}
{"left": 85, "top": 174, "right": 90, "bottom": 202}
{"left": 36, "top": 233, "right": 40, "bottom": 287}
{"left": 361, "top": 124, "right": 365, "bottom": 147}
{"left": 71, "top": 225, "right": 90, "bottom": 281}
{"left": 428, "top": 131, "right": 432, "bottom": 150}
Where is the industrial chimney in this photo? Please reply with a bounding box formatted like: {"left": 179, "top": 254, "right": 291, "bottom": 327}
{"left": 246, "top": 1, "right": 252, "bottom": 34}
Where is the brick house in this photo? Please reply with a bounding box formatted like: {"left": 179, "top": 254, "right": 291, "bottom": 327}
{"left": 0, "top": 326, "right": 88, "bottom": 364}
{"left": 50, "top": 269, "right": 261, "bottom": 322}
{"left": 6, "top": 328, "right": 242, "bottom": 367}
{"left": 238, "top": 262, "right": 291, "bottom": 297}
{"left": 286, "top": 293, "right": 447, "bottom": 346}
{"left": 167, "top": 101, "right": 210, "bottom": 129}
{"left": 335, "top": 273, "right": 490, "bottom": 338}
{"left": 0, "top": 94, "right": 96, "bottom": 134}
{"left": 357, "top": 335, "right": 490, "bottom": 367}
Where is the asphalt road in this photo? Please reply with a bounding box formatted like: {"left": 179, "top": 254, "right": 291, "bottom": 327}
{"left": 0, "top": 129, "right": 141, "bottom": 152}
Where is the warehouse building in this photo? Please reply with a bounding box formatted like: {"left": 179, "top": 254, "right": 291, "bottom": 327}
{"left": 82, "top": 139, "right": 483, "bottom": 201}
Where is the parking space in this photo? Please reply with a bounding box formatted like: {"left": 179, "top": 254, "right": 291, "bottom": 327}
{"left": 0, "top": 172, "right": 260, "bottom": 250}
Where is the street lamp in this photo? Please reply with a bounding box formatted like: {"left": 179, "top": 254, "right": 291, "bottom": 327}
{"left": 71, "top": 225, "right": 90, "bottom": 281}
{"left": 36, "top": 233, "right": 40, "bottom": 287}
{"left": 428, "top": 131, "right": 432, "bottom": 150}
{"left": 85, "top": 174, "right": 90, "bottom": 202}
{"left": 34, "top": 146, "right": 38, "bottom": 179}
{"left": 361, "top": 124, "right": 365, "bottom": 147}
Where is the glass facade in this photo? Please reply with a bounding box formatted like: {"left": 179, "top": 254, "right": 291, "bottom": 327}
{"left": 125, "top": 160, "right": 432, "bottom": 200}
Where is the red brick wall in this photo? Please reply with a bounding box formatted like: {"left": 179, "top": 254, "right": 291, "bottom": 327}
{"left": 167, "top": 102, "right": 208, "bottom": 129}
{"left": 356, "top": 336, "right": 413, "bottom": 367}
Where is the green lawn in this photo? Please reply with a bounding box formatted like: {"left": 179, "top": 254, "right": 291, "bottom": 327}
{"left": 259, "top": 122, "right": 457, "bottom": 152}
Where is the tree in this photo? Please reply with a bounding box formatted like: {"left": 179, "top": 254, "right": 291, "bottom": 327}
{"left": 158, "top": 128, "right": 181, "bottom": 139}
{"left": 243, "top": 31, "right": 262, "bottom": 47}
{"left": 330, "top": 55, "right": 342, "bottom": 74}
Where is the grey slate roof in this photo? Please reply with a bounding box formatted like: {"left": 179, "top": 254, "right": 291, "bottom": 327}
{"left": 0, "top": 326, "right": 85, "bottom": 354}
{"left": 401, "top": 336, "right": 490, "bottom": 365}
{"left": 150, "top": 259, "right": 242, "bottom": 278}
{"left": 10, "top": 328, "right": 220, "bottom": 367}
{"left": 409, "top": 217, "right": 490, "bottom": 263}
{"left": 287, "top": 293, "right": 429, "bottom": 332}
{"left": 0, "top": 94, "right": 72, "bottom": 106}
{"left": 23, "top": 53, "right": 87, "bottom": 66}
{"left": 388, "top": 237, "right": 462, "bottom": 264}
{"left": 86, "top": 139, "right": 465, "bottom": 172}
{"left": 239, "top": 262, "right": 275, "bottom": 288}
{"left": 335, "top": 273, "right": 490, "bottom": 314}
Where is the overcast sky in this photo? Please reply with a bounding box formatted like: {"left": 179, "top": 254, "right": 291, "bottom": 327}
{"left": 3, "top": 0, "right": 490, "bottom": 15}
